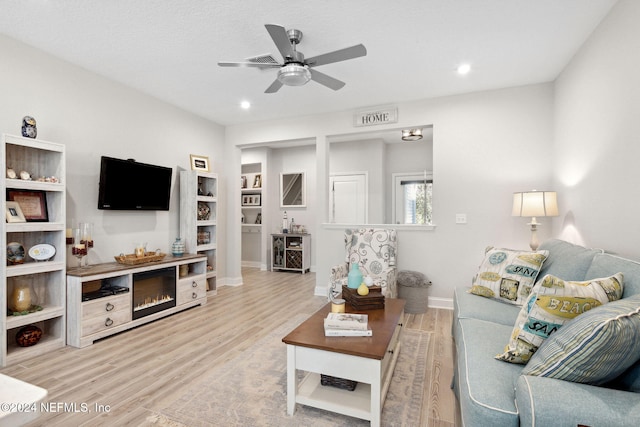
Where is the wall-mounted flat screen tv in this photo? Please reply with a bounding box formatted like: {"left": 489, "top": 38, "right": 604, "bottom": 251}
{"left": 98, "top": 156, "right": 173, "bottom": 210}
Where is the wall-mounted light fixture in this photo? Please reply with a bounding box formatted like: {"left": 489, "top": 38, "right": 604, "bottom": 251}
{"left": 512, "top": 190, "right": 559, "bottom": 251}
{"left": 401, "top": 128, "right": 423, "bottom": 141}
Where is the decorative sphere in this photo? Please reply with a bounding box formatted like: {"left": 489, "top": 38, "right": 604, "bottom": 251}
{"left": 16, "top": 325, "right": 42, "bottom": 347}
{"left": 357, "top": 283, "right": 370, "bottom": 296}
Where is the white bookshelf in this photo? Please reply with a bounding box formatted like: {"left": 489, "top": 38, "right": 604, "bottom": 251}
{"left": 1, "top": 134, "right": 66, "bottom": 367}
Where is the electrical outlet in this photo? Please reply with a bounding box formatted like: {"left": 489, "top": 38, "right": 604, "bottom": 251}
{"left": 456, "top": 214, "right": 467, "bottom": 224}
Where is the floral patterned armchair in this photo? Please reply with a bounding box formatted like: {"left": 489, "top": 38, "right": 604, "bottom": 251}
{"left": 329, "top": 228, "right": 398, "bottom": 298}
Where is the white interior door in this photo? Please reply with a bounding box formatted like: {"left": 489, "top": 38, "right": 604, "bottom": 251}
{"left": 329, "top": 173, "right": 367, "bottom": 224}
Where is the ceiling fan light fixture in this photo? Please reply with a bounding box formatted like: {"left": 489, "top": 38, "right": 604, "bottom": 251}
{"left": 277, "top": 63, "right": 311, "bottom": 86}
{"left": 402, "top": 128, "right": 423, "bottom": 141}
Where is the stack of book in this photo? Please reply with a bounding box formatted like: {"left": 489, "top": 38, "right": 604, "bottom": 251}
{"left": 323, "top": 313, "right": 372, "bottom": 336}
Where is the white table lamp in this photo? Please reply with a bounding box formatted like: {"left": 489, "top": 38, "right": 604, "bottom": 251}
{"left": 512, "top": 190, "right": 558, "bottom": 251}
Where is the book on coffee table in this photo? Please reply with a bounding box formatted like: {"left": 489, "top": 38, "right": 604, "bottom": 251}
{"left": 323, "top": 313, "right": 368, "bottom": 330}
{"left": 324, "top": 327, "right": 373, "bottom": 337}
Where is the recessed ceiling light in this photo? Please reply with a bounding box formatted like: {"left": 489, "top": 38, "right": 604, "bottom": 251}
{"left": 457, "top": 63, "right": 471, "bottom": 75}
{"left": 240, "top": 100, "right": 251, "bottom": 109}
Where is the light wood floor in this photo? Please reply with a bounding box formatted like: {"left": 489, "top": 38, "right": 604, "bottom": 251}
{"left": 1, "top": 268, "right": 457, "bottom": 426}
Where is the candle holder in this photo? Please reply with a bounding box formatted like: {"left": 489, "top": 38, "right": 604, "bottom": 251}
{"left": 71, "top": 228, "right": 87, "bottom": 267}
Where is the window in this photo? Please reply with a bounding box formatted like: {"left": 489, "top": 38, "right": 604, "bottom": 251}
{"left": 393, "top": 172, "right": 433, "bottom": 225}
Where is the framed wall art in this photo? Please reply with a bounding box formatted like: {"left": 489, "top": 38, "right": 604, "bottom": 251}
{"left": 7, "top": 190, "right": 48, "bottom": 222}
{"left": 190, "top": 154, "right": 210, "bottom": 172}
{"left": 242, "top": 194, "right": 261, "bottom": 206}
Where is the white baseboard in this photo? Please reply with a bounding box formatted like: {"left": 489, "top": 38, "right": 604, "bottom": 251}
{"left": 314, "top": 285, "right": 453, "bottom": 310}
{"left": 218, "top": 276, "right": 243, "bottom": 287}
{"left": 241, "top": 261, "right": 262, "bottom": 269}
{"left": 428, "top": 297, "right": 453, "bottom": 310}
{"left": 314, "top": 285, "right": 329, "bottom": 298}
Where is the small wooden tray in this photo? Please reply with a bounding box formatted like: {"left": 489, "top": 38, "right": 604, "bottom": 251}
{"left": 114, "top": 252, "right": 166, "bottom": 265}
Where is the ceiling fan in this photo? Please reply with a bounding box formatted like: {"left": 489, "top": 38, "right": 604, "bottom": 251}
{"left": 218, "top": 24, "right": 367, "bottom": 93}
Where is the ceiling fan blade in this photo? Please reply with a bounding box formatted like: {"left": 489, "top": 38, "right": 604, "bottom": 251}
{"left": 265, "top": 79, "right": 284, "bottom": 93}
{"left": 309, "top": 69, "right": 345, "bottom": 91}
{"left": 218, "top": 61, "right": 281, "bottom": 69}
{"left": 305, "top": 44, "right": 367, "bottom": 67}
{"left": 265, "top": 24, "right": 294, "bottom": 60}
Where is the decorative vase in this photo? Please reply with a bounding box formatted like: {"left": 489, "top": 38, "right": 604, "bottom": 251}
{"left": 347, "top": 263, "right": 363, "bottom": 289}
{"left": 171, "top": 238, "right": 185, "bottom": 257}
{"left": 10, "top": 280, "right": 36, "bottom": 312}
{"left": 21, "top": 116, "right": 37, "bottom": 139}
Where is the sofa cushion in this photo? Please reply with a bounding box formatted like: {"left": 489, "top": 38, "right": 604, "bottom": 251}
{"left": 496, "top": 273, "right": 624, "bottom": 364}
{"left": 454, "top": 318, "right": 521, "bottom": 427}
{"left": 586, "top": 253, "right": 640, "bottom": 298}
{"left": 470, "top": 247, "right": 548, "bottom": 305}
{"left": 607, "top": 359, "right": 640, "bottom": 392}
{"left": 522, "top": 294, "right": 640, "bottom": 385}
{"left": 537, "top": 239, "right": 603, "bottom": 281}
{"left": 516, "top": 375, "right": 640, "bottom": 427}
{"left": 453, "top": 286, "right": 520, "bottom": 327}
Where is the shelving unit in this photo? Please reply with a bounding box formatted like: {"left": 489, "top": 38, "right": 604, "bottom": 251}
{"left": 271, "top": 233, "right": 311, "bottom": 274}
{"left": 241, "top": 164, "right": 263, "bottom": 230}
{"left": 241, "top": 162, "right": 265, "bottom": 269}
{"left": 180, "top": 170, "right": 217, "bottom": 294}
{"left": 1, "top": 133, "right": 66, "bottom": 367}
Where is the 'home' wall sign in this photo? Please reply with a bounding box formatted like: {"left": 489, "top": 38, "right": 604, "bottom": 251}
{"left": 354, "top": 107, "right": 398, "bottom": 127}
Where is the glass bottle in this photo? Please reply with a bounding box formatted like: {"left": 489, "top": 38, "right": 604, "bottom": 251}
{"left": 282, "top": 211, "right": 288, "bottom": 233}
{"left": 347, "top": 263, "right": 363, "bottom": 289}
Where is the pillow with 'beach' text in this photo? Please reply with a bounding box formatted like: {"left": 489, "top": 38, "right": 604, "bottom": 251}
{"left": 495, "top": 273, "right": 623, "bottom": 364}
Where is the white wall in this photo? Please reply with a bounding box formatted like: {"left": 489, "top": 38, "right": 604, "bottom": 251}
{"left": 553, "top": 0, "right": 640, "bottom": 259}
{"left": 0, "top": 35, "right": 228, "bottom": 278}
{"left": 227, "top": 83, "right": 555, "bottom": 303}
{"left": 330, "top": 139, "right": 385, "bottom": 223}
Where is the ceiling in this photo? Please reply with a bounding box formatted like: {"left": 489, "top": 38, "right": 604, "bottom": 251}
{"left": 0, "top": 0, "right": 618, "bottom": 126}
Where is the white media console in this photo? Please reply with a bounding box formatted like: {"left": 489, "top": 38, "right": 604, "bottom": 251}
{"left": 66, "top": 254, "right": 207, "bottom": 348}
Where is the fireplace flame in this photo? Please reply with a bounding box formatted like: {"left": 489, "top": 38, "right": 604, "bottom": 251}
{"left": 134, "top": 294, "right": 175, "bottom": 311}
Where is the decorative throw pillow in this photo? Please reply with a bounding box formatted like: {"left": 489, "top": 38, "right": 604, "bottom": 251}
{"left": 469, "top": 247, "right": 549, "bottom": 305}
{"left": 495, "top": 273, "right": 624, "bottom": 364}
{"left": 522, "top": 293, "right": 640, "bottom": 385}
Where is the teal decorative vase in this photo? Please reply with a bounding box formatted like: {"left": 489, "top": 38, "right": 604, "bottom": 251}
{"left": 347, "top": 263, "right": 363, "bottom": 289}
{"left": 171, "top": 238, "right": 185, "bottom": 257}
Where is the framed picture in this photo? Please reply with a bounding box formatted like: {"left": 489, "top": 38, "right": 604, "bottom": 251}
{"left": 5, "top": 201, "right": 26, "bottom": 223}
{"left": 7, "top": 190, "right": 48, "bottom": 222}
{"left": 190, "top": 154, "right": 210, "bottom": 172}
{"left": 253, "top": 174, "right": 262, "bottom": 188}
{"left": 241, "top": 175, "right": 247, "bottom": 189}
{"left": 242, "top": 194, "right": 261, "bottom": 206}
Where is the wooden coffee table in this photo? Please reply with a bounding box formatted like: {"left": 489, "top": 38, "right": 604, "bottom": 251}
{"left": 282, "top": 299, "right": 405, "bottom": 426}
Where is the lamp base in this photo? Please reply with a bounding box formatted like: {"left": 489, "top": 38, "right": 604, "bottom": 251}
{"left": 528, "top": 217, "right": 540, "bottom": 251}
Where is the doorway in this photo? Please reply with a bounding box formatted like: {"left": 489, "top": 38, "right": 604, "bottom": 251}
{"left": 329, "top": 172, "right": 368, "bottom": 224}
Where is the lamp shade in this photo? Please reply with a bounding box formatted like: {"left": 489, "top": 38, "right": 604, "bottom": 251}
{"left": 512, "top": 191, "right": 558, "bottom": 217}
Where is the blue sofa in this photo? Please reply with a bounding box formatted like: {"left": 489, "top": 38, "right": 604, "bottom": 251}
{"left": 452, "top": 239, "right": 640, "bottom": 426}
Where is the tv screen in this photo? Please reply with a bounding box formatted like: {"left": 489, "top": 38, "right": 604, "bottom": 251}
{"left": 98, "top": 156, "right": 173, "bottom": 210}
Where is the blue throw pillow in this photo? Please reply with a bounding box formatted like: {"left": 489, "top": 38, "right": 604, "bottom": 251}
{"left": 522, "top": 294, "right": 640, "bottom": 385}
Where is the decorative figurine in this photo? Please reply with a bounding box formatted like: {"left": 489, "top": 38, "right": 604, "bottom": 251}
{"left": 21, "top": 116, "right": 37, "bottom": 139}
{"left": 6, "top": 168, "right": 16, "bottom": 179}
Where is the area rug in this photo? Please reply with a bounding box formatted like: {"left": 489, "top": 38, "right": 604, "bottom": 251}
{"left": 156, "top": 314, "right": 430, "bottom": 427}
